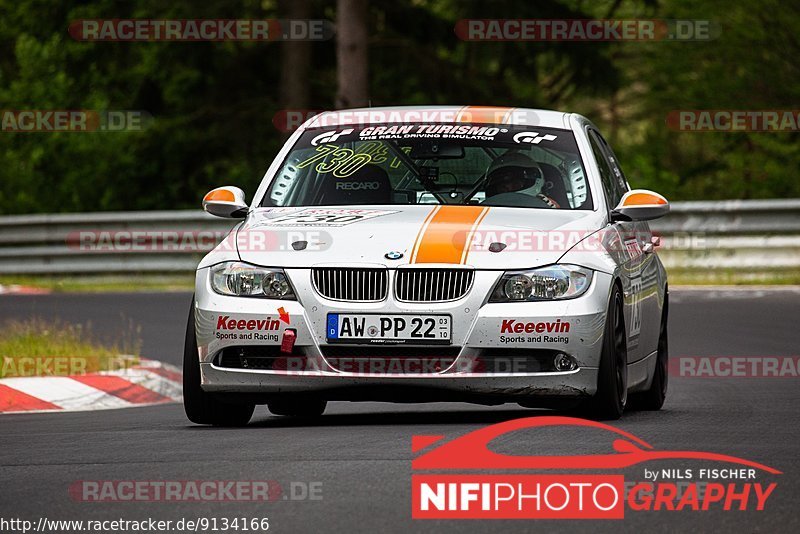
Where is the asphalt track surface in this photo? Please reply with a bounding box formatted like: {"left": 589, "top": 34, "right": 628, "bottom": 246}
{"left": 1, "top": 288, "right": 799, "bottom": 533}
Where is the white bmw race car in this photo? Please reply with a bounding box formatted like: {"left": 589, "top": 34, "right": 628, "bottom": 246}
{"left": 184, "top": 106, "right": 670, "bottom": 425}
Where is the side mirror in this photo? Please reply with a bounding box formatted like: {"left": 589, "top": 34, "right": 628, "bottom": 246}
{"left": 202, "top": 186, "right": 248, "bottom": 218}
{"left": 611, "top": 189, "right": 669, "bottom": 222}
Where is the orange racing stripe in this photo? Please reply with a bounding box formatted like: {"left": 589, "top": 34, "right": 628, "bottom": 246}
{"left": 411, "top": 205, "right": 489, "bottom": 264}
{"left": 456, "top": 106, "right": 515, "bottom": 124}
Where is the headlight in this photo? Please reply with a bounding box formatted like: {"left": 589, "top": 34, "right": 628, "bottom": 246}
{"left": 210, "top": 262, "right": 295, "bottom": 299}
{"left": 490, "top": 264, "right": 593, "bottom": 302}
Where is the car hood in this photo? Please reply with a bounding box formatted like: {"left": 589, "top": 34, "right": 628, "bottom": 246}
{"left": 234, "top": 205, "right": 603, "bottom": 269}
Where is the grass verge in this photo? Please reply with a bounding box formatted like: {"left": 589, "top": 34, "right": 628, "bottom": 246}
{"left": 0, "top": 274, "right": 194, "bottom": 293}
{"left": 0, "top": 318, "right": 141, "bottom": 378}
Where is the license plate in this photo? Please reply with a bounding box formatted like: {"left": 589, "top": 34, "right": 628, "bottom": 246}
{"left": 326, "top": 314, "right": 451, "bottom": 344}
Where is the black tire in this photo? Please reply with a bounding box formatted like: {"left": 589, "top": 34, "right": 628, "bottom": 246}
{"left": 586, "top": 284, "right": 628, "bottom": 420}
{"left": 268, "top": 399, "right": 327, "bottom": 417}
{"left": 629, "top": 288, "right": 669, "bottom": 411}
{"left": 183, "top": 300, "right": 255, "bottom": 426}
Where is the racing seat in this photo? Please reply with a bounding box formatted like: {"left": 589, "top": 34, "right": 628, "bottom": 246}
{"left": 539, "top": 163, "right": 571, "bottom": 208}
{"left": 317, "top": 164, "right": 392, "bottom": 205}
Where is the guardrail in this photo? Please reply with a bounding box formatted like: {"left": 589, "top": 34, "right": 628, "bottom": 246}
{"left": 0, "top": 200, "right": 798, "bottom": 274}
{"left": 655, "top": 199, "right": 800, "bottom": 269}
{"left": 0, "top": 211, "right": 230, "bottom": 274}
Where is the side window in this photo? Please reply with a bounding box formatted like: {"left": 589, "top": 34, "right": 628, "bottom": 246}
{"left": 587, "top": 130, "right": 620, "bottom": 208}
{"left": 594, "top": 132, "right": 629, "bottom": 202}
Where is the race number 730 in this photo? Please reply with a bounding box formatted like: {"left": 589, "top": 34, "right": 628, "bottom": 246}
{"left": 296, "top": 144, "right": 373, "bottom": 177}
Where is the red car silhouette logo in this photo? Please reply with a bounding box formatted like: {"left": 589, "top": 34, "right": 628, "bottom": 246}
{"left": 412, "top": 416, "right": 781, "bottom": 474}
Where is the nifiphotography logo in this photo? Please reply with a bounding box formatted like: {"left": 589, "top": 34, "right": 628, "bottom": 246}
{"left": 411, "top": 417, "right": 781, "bottom": 519}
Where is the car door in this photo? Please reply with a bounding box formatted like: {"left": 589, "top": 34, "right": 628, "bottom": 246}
{"left": 586, "top": 128, "right": 645, "bottom": 364}
{"left": 591, "top": 129, "right": 661, "bottom": 362}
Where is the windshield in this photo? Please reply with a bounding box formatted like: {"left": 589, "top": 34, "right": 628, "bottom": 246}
{"left": 262, "top": 123, "right": 592, "bottom": 210}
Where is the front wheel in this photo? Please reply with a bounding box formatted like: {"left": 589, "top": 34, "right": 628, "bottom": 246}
{"left": 585, "top": 284, "right": 628, "bottom": 420}
{"left": 183, "top": 300, "right": 255, "bottom": 426}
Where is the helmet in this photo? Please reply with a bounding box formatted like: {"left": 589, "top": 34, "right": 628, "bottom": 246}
{"left": 485, "top": 152, "right": 544, "bottom": 197}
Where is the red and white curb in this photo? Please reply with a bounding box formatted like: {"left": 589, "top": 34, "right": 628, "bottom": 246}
{"left": 0, "top": 284, "right": 51, "bottom": 295}
{"left": 0, "top": 359, "right": 181, "bottom": 414}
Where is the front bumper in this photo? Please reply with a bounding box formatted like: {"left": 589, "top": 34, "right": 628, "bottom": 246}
{"left": 194, "top": 267, "right": 612, "bottom": 401}
{"left": 200, "top": 363, "right": 598, "bottom": 402}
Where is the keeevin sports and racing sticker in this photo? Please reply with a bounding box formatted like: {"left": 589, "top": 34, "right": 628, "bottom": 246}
{"left": 498, "top": 319, "right": 571, "bottom": 345}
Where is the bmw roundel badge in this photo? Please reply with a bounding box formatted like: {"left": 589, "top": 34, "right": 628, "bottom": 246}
{"left": 385, "top": 251, "right": 403, "bottom": 260}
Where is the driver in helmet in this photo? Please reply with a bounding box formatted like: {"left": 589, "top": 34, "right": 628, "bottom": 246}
{"left": 484, "top": 152, "right": 560, "bottom": 208}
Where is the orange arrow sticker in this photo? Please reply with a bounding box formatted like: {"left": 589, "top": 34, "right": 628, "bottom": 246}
{"left": 277, "top": 307, "right": 290, "bottom": 325}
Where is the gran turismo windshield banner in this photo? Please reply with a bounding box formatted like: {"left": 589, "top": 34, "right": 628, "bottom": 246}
{"left": 265, "top": 123, "right": 593, "bottom": 210}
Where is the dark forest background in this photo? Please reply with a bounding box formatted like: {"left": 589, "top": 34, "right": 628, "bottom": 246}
{"left": 1, "top": 0, "right": 798, "bottom": 214}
